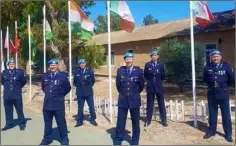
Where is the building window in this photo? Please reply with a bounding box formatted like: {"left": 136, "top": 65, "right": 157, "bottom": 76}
{"left": 205, "top": 43, "right": 217, "bottom": 64}
{"left": 126, "top": 49, "right": 133, "bottom": 53}
{"left": 111, "top": 52, "right": 115, "bottom": 65}
{"left": 102, "top": 48, "right": 115, "bottom": 66}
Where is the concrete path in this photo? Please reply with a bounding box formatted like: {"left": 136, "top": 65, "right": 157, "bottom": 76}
{"left": 1, "top": 100, "right": 129, "bottom": 145}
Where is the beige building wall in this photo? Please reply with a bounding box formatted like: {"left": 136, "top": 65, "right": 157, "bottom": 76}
{"left": 95, "top": 29, "right": 235, "bottom": 75}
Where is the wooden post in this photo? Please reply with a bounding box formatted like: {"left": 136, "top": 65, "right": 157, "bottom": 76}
{"left": 105, "top": 99, "right": 107, "bottom": 115}
{"left": 176, "top": 100, "right": 179, "bottom": 120}
{"left": 98, "top": 98, "right": 101, "bottom": 114}
{"left": 170, "top": 100, "right": 173, "bottom": 120}
{"left": 201, "top": 100, "right": 205, "bottom": 121}
{"left": 181, "top": 100, "right": 185, "bottom": 121}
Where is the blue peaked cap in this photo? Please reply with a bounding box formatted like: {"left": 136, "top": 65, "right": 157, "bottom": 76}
{"left": 48, "top": 59, "right": 58, "bottom": 66}
{"left": 211, "top": 50, "right": 221, "bottom": 56}
{"left": 78, "top": 59, "right": 86, "bottom": 64}
{"left": 7, "top": 58, "right": 15, "bottom": 65}
{"left": 124, "top": 52, "right": 134, "bottom": 59}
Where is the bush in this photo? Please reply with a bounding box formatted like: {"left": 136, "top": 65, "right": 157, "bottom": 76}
{"left": 76, "top": 45, "right": 105, "bottom": 70}
{"left": 159, "top": 39, "right": 205, "bottom": 90}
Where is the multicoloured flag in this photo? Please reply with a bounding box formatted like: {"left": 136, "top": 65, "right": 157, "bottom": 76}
{"left": 70, "top": 0, "right": 94, "bottom": 40}
{"left": 110, "top": 1, "right": 135, "bottom": 33}
{"left": 29, "top": 30, "right": 37, "bottom": 60}
{"left": 46, "top": 20, "right": 53, "bottom": 40}
{"left": 191, "top": 1, "right": 214, "bottom": 27}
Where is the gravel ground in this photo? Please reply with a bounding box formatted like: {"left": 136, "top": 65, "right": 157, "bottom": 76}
{"left": 21, "top": 79, "right": 236, "bottom": 145}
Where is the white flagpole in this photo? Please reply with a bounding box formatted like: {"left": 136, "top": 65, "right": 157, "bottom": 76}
{"left": 6, "top": 26, "right": 9, "bottom": 61}
{"left": 107, "top": 0, "right": 113, "bottom": 124}
{"left": 28, "top": 15, "right": 32, "bottom": 101}
{"left": 15, "top": 21, "right": 18, "bottom": 68}
{"left": 1, "top": 30, "right": 4, "bottom": 97}
{"left": 190, "top": 1, "right": 197, "bottom": 127}
{"left": 43, "top": 5, "right": 46, "bottom": 73}
{"left": 68, "top": 1, "right": 72, "bottom": 113}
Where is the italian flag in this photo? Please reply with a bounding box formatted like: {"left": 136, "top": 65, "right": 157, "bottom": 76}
{"left": 191, "top": 1, "right": 214, "bottom": 27}
{"left": 70, "top": 1, "right": 94, "bottom": 40}
{"left": 46, "top": 20, "right": 53, "bottom": 40}
{"left": 110, "top": 1, "right": 135, "bottom": 33}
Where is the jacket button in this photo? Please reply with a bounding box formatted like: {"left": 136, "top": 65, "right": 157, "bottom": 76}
{"left": 127, "top": 88, "right": 130, "bottom": 90}
{"left": 50, "top": 90, "right": 52, "bottom": 92}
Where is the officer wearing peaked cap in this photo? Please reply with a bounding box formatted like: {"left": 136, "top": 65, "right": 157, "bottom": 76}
{"left": 114, "top": 51, "right": 145, "bottom": 145}
{"left": 144, "top": 48, "right": 167, "bottom": 127}
{"left": 203, "top": 50, "right": 235, "bottom": 142}
{"left": 1, "top": 58, "right": 27, "bottom": 131}
{"left": 73, "top": 58, "right": 98, "bottom": 127}
{"left": 40, "top": 59, "right": 71, "bottom": 145}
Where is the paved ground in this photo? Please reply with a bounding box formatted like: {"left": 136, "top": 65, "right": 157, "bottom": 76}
{"left": 1, "top": 99, "right": 128, "bottom": 145}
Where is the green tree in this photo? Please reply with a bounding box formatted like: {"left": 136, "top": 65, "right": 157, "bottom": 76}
{"left": 76, "top": 45, "right": 105, "bottom": 70}
{"left": 94, "top": 14, "right": 121, "bottom": 34}
{"left": 142, "top": 14, "right": 159, "bottom": 26}
{"left": 159, "top": 39, "right": 205, "bottom": 91}
{"left": 1, "top": 0, "right": 95, "bottom": 71}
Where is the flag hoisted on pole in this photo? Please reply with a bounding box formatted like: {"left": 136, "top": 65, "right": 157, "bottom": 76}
{"left": 28, "top": 15, "right": 32, "bottom": 101}
{"left": 4, "top": 26, "right": 9, "bottom": 61}
{"left": 107, "top": 0, "right": 113, "bottom": 123}
{"left": 68, "top": 0, "right": 72, "bottom": 113}
{"left": 190, "top": 0, "right": 213, "bottom": 127}
{"left": 43, "top": 5, "right": 46, "bottom": 73}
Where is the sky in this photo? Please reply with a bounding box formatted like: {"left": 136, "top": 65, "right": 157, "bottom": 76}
{"left": 87, "top": 1, "right": 235, "bottom": 26}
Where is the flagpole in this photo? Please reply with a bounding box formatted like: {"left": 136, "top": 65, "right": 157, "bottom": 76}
{"left": 190, "top": 1, "right": 197, "bottom": 128}
{"left": 68, "top": 1, "right": 72, "bottom": 113}
{"left": 6, "top": 26, "right": 9, "bottom": 61}
{"left": 107, "top": 0, "right": 113, "bottom": 124}
{"left": 28, "top": 15, "right": 32, "bottom": 101}
{"left": 1, "top": 30, "right": 3, "bottom": 97}
{"left": 43, "top": 5, "right": 46, "bottom": 73}
{"left": 15, "top": 21, "right": 18, "bottom": 68}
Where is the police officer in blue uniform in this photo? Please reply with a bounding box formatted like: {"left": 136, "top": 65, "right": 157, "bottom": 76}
{"left": 114, "top": 52, "right": 145, "bottom": 145}
{"left": 73, "top": 59, "right": 97, "bottom": 127}
{"left": 40, "top": 59, "right": 71, "bottom": 145}
{"left": 1, "top": 58, "right": 27, "bottom": 131}
{"left": 203, "top": 50, "right": 234, "bottom": 142}
{"left": 144, "top": 49, "right": 167, "bottom": 127}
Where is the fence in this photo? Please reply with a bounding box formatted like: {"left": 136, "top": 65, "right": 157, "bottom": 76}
{"left": 82, "top": 98, "right": 235, "bottom": 122}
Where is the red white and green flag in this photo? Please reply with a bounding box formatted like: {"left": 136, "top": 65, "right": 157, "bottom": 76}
{"left": 191, "top": 1, "right": 214, "bottom": 27}
{"left": 110, "top": 1, "right": 135, "bottom": 33}
{"left": 46, "top": 20, "right": 53, "bottom": 40}
{"left": 70, "top": 0, "right": 94, "bottom": 40}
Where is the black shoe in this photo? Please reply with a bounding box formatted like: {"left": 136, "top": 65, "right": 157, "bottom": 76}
{"left": 225, "top": 136, "right": 233, "bottom": 142}
{"left": 203, "top": 132, "right": 215, "bottom": 139}
{"left": 161, "top": 121, "right": 168, "bottom": 127}
{"left": 39, "top": 140, "right": 53, "bottom": 145}
{"left": 61, "top": 140, "right": 69, "bottom": 145}
{"left": 90, "top": 121, "right": 98, "bottom": 126}
{"left": 19, "top": 124, "right": 26, "bottom": 131}
{"left": 1, "top": 125, "right": 14, "bottom": 131}
{"left": 74, "top": 122, "right": 83, "bottom": 127}
{"left": 144, "top": 121, "right": 151, "bottom": 127}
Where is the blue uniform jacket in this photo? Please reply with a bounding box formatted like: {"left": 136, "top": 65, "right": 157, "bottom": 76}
{"left": 41, "top": 71, "right": 71, "bottom": 110}
{"left": 73, "top": 68, "right": 95, "bottom": 97}
{"left": 144, "top": 61, "right": 165, "bottom": 93}
{"left": 116, "top": 66, "right": 145, "bottom": 109}
{"left": 203, "top": 62, "right": 235, "bottom": 100}
{"left": 1, "top": 69, "right": 27, "bottom": 100}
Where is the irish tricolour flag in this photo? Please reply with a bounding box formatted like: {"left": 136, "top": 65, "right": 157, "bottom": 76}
{"left": 110, "top": 1, "right": 135, "bottom": 33}
{"left": 70, "top": 0, "right": 94, "bottom": 40}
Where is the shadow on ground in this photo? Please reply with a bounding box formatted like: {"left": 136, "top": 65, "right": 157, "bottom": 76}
{"left": 106, "top": 127, "right": 132, "bottom": 145}
{"left": 1, "top": 118, "right": 32, "bottom": 131}
{"left": 184, "top": 120, "right": 225, "bottom": 138}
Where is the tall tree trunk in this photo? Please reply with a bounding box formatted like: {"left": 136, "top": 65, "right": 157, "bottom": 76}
{"left": 45, "top": 0, "right": 67, "bottom": 71}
